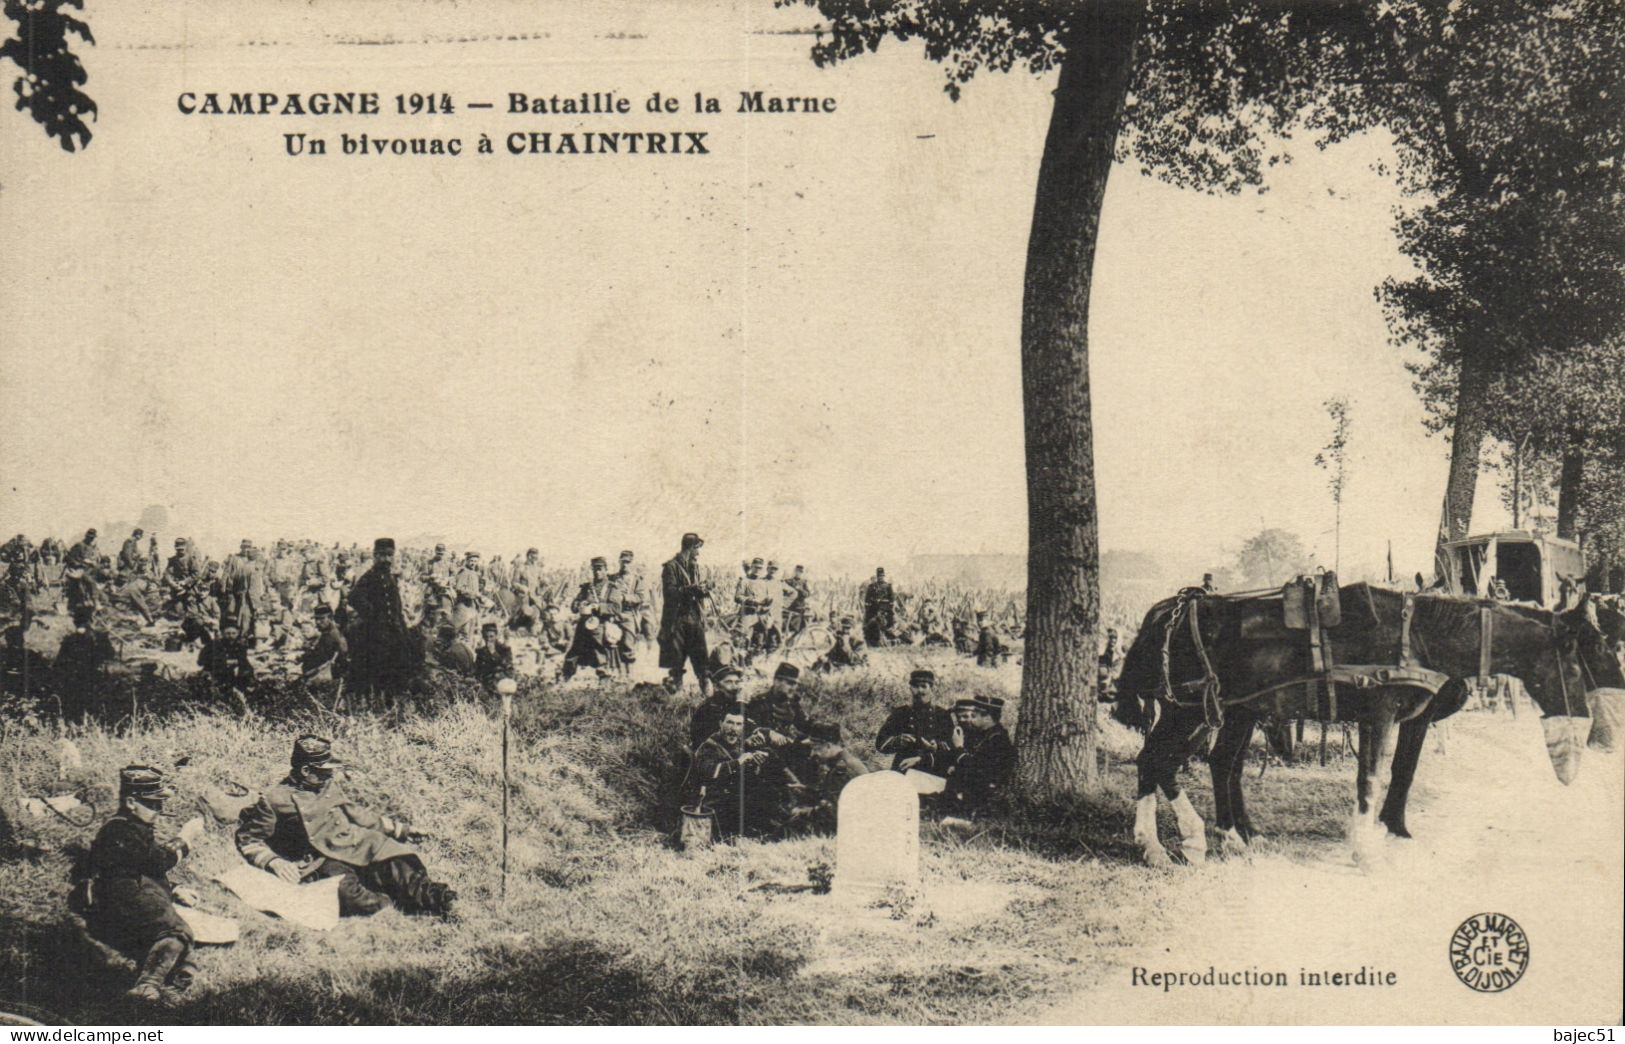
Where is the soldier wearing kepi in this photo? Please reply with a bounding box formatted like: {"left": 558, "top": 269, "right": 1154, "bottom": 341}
{"left": 659, "top": 532, "right": 711, "bottom": 694}
{"left": 906, "top": 696, "right": 1016, "bottom": 823}
{"left": 236, "top": 735, "right": 455, "bottom": 918}
{"left": 346, "top": 538, "right": 421, "bottom": 698}
{"left": 610, "top": 549, "right": 652, "bottom": 642}
{"left": 875, "top": 668, "right": 955, "bottom": 772}
{"left": 83, "top": 766, "right": 204, "bottom": 1004}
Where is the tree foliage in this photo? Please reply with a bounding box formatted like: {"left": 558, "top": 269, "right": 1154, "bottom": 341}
{"left": 1, "top": 0, "right": 96, "bottom": 152}
{"left": 1234, "top": 528, "right": 1314, "bottom": 589}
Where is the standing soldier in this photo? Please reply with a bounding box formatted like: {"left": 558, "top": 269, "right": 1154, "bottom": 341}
{"left": 875, "top": 668, "right": 955, "bottom": 771}
{"left": 659, "top": 533, "right": 711, "bottom": 694}
{"left": 862, "top": 567, "right": 896, "bottom": 647}
{"left": 346, "top": 538, "right": 419, "bottom": 698}
{"left": 610, "top": 550, "right": 652, "bottom": 643}
{"left": 564, "top": 556, "right": 632, "bottom": 679}
{"left": 82, "top": 766, "right": 205, "bottom": 1003}
{"left": 270, "top": 542, "right": 303, "bottom": 613}
{"left": 513, "top": 548, "right": 545, "bottom": 598}
{"left": 759, "top": 561, "right": 784, "bottom": 653}
{"left": 782, "top": 564, "right": 811, "bottom": 636}
{"left": 451, "top": 551, "right": 487, "bottom": 638}
{"left": 734, "top": 558, "right": 771, "bottom": 654}
{"left": 219, "top": 540, "right": 259, "bottom": 640}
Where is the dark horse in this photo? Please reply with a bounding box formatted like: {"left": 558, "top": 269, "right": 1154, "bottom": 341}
{"left": 1112, "top": 582, "right": 1608, "bottom": 867}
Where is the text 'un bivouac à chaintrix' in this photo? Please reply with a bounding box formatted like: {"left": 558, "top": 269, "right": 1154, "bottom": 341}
{"left": 172, "top": 89, "right": 840, "bottom": 157}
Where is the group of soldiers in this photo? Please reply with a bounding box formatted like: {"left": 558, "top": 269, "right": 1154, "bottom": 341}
{"left": 681, "top": 661, "right": 1016, "bottom": 840}
{"left": 77, "top": 734, "right": 453, "bottom": 1006}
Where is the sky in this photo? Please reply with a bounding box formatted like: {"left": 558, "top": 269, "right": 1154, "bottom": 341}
{"left": 0, "top": 0, "right": 1520, "bottom": 580}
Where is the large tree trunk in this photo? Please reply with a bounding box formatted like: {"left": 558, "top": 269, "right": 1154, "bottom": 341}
{"left": 1556, "top": 447, "right": 1584, "bottom": 541}
{"left": 1014, "top": 0, "right": 1145, "bottom": 801}
{"left": 1434, "top": 356, "right": 1489, "bottom": 574}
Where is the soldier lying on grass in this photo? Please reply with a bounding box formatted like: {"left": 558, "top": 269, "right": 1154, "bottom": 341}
{"left": 235, "top": 734, "right": 456, "bottom": 918}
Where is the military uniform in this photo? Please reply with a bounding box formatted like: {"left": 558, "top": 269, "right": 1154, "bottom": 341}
{"left": 876, "top": 671, "right": 955, "bottom": 771}
{"left": 54, "top": 611, "right": 117, "bottom": 721}
{"left": 301, "top": 612, "right": 349, "bottom": 680}
{"left": 658, "top": 536, "right": 710, "bottom": 691}
{"left": 82, "top": 767, "right": 197, "bottom": 1002}
{"left": 236, "top": 736, "right": 452, "bottom": 917}
{"left": 862, "top": 571, "right": 896, "bottom": 646}
{"left": 347, "top": 539, "right": 420, "bottom": 696}
{"left": 198, "top": 630, "right": 254, "bottom": 691}
{"left": 474, "top": 631, "right": 514, "bottom": 688}
{"left": 564, "top": 562, "right": 634, "bottom": 678}
{"left": 922, "top": 698, "right": 1016, "bottom": 816}
{"left": 610, "top": 553, "right": 652, "bottom": 641}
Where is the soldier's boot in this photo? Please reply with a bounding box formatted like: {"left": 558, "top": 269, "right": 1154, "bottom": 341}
{"left": 168, "top": 957, "right": 200, "bottom": 992}
{"left": 336, "top": 873, "right": 392, "bottom": 917}
{"left": 126, "top": 937, "right": 185, "bottom": 1003}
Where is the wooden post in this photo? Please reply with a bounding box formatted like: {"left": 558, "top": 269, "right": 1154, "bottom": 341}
{"left": 497, "top": 678, "right": 516, "bottom": 904}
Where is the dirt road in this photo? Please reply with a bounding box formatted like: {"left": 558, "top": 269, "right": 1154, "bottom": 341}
{"left": 1040, "top": 711, "right": 1623, "bottom": 1024}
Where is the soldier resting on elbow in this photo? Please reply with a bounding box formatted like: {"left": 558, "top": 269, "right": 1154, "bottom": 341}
{"left": 235, "top": 735, "right": 455, "bottom": 918}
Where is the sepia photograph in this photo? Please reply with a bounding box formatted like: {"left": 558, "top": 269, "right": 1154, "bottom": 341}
{"left": 1, "top": 0, "right": 1621, "bottom": 1028}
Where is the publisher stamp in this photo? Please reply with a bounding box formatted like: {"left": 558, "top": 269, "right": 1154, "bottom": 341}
{"left": 1449, "top": 913, "right": 1529, "bottom": 992}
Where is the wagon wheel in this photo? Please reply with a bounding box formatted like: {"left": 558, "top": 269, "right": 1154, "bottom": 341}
{"left": 782, "top": 624, "right": 834, "bottom": 668}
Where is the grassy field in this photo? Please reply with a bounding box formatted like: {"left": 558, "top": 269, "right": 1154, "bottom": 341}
{"left": 1, "top": 649, "right": 1360, "bottom": 1025}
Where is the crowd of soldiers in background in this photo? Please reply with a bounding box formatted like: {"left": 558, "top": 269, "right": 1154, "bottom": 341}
{"left": 0, "top": 527, "right": 1032, "bottom": 722}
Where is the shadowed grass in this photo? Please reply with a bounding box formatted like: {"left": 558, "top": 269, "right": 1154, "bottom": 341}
{"left": 2, "top": 650, "right": 1357, "bottom": 1024}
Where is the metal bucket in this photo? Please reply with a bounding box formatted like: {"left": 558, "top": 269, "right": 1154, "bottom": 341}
{"left": 1586, "top": 688, "right": 1623, "bottom": 752}
{"left": 679, "top": 805, "right": 716, "bottom": 851}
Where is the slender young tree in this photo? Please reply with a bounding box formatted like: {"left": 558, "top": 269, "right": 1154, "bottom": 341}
{"left": 1314, "top": 396, "right": 1352, "bottom": 575}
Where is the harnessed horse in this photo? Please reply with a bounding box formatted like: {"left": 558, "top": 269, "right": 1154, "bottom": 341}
{"left": 1113, "top": 582, "right": 1605, "bottom": 867}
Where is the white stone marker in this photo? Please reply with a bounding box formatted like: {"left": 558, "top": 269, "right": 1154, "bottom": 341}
{"left": 832, "top": 770, "right": 920, "bottom": 902}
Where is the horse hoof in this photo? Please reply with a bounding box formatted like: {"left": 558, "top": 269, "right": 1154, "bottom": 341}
{"left": 1179, "top": 844, "right": 1207, "bottom": 866}
{"left": 1220, "top": 829, "right": 1248, "bottom": 856}
{"left": 1143, "top": 846, "right": 1174, "bottom": 870}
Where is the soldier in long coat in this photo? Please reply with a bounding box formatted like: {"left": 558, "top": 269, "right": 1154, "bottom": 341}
{"left": 346, "top": 538, "right": 421, "bottom": 697}
{"left": 236, "top": 735, "right": 453, "bottom": 917}
{"left": 659, "top": 533, "right": 711, "bottom": 694}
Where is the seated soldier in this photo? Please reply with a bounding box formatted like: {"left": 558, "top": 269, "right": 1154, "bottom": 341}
{"left": 875, "top": 668, "right": 955, "bottom": 771}
{"left": 690, "top": 664, "right": 746, "bottom": 751}
{"left": 235, "top": 735, "right": 455, "bottom": 917}
{"left": 299, "top": 603, "right": 349, "bottom": 681}
{"left": 784, "top": 722, "right": 869, "bottom": 836}
{"left": 474, "top": 621, "right": 514, "bottom": 689}
{"left": 686, "top": 706, "right": 796, "bottom": 840}
{"left": 198, "top": 619, "right": 255, "bottom": 691}
{"left": 744, "top": 662, "right": 808, "bottom": 735}
{"left": 54, "top": 604, "right": 118, "bottom": 721}
{"left": 82, "top": 766, "right": 205, "bottom": 1003}
{"left": 905, "top": 696, "right": 1016, "bottom": 823}
{"left": 813, "top": 617, "right": 867, "bottom": 672}
{"left": 2, "top": 619, "right": 51, "bottom": 698}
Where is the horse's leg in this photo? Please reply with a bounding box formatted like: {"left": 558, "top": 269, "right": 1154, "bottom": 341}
{"left": 1378, "top": 716, "right": 1428, "bottom": 839}
{"left": 1208, "top": 721, "right": 1237, "bottom": 834}
{"left": 1207, "top": 720, "right": 1243, "bottom": 855}
{"left": 1133, "top": 720, "right": 1174, "bottom": 869}
{"left": 1355, "top": 721, "right": 1374, "bottom": 815}
{"left": 1165, "top": 726, "right": 1209, "bottom": 866}
{"left": 1227, "top": 720, "right": 1259, "bottom": 845}
{"left": 1352, "top": 700, "right": 1396, "bottom": 861}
